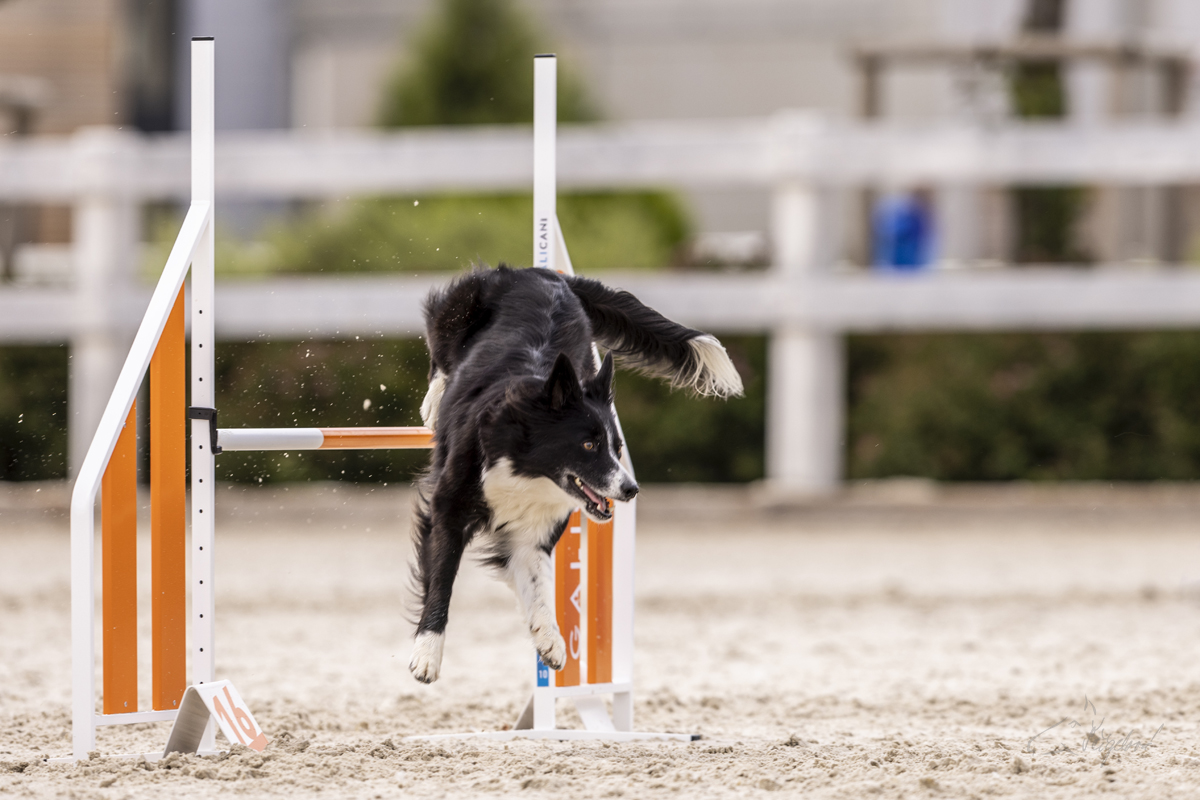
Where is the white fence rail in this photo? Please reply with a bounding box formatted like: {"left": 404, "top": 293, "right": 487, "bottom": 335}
{"left": 11, "top": 268, "right": 1200, "bottom": 341}
{"left": 4, "top": 117, "right": 1200, "bottom": 488}
{"left": 7, "top": 118, "right": 1200, "bottom": 201}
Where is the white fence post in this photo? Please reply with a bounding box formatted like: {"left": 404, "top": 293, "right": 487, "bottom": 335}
{"left": 69, "top": 128, "right": 140, "bottom": 478}
{"left": 1065, "top": 0, "right": 1121, "bottom": 126}
{"left": 767, "top": 175, "right": 844, "bottom": 493}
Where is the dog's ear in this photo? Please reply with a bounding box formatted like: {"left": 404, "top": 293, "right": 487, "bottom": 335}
{"left": 545, "top": 352, "right": 583, "bottom": 410}
{"left": 586, "top": 351, "right": 615, "bottom": 404}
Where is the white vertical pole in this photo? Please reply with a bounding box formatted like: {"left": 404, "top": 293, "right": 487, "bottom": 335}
{"left": 189, "top": 38, "right": 217, "bottom": 708}
{"left": 767, "top": 181, "right": 844, "bottom": 493}
{"left": 69, "top": 440, "right": 98, "bottom": 758}
{"left": 610, "top": 496, "right": 636, "bottom": 731}
{"left": 767, "top": 327, "right": 844, "bottom": 491}
{"left": 1066, "top": 0, "right": 1121, "bottom": 126}
{"left": 611, "top": 386, "right": 636, "bottom": 730}
{"left": 531, "top": 53, "right": 557, "bottom": 731}
{"left": 533, "top": 54, "right": 557, "bottom": 274}
{"left": 771, "top": 183, "right": 818, "bottom": 275}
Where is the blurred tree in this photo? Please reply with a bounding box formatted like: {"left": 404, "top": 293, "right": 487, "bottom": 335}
{"left": 379, "top": 0, "right": 594, "bottom": 126}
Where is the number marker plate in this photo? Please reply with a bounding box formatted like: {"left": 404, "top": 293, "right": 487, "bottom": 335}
{"left": 163, "top": 680, "right": 268, "bottom": 755}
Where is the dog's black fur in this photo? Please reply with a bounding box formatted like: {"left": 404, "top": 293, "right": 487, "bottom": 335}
{"left": 408, "top": 265, "right": 742, "bottom": 683}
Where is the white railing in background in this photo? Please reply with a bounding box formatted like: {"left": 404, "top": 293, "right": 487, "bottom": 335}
{"left": 7, "top": 116, "right": 1200, "bottom": 489}
{"left": 10, "top": 119, "right": 1200, "bottom": 198}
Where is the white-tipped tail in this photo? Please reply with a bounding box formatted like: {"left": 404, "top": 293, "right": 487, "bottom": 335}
{"left": 420, "top": 370, "right": 447, "bottom": 431}
{"left": 680, "top": 335, "right": 744, "bottom": 397}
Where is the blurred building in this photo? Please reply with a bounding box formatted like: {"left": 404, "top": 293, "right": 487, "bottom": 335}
{"left": 4, "top": 0, "right": 1200, "bottom": 257}
{"left": 6, "top": 0, "right": 1200, "bottom": 130}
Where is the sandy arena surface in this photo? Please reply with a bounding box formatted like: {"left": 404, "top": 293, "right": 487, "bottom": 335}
{"left": 4, "top": 480, "right": 1200, "bottom": 798}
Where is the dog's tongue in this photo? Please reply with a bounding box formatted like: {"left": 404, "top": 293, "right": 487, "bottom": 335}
{"left": 580, "top": 482, "right": 604, "bottom": 507}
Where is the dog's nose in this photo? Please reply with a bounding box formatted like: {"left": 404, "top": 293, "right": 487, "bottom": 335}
{"left": 619, "top": 480, "right": 639, "bottom": 502}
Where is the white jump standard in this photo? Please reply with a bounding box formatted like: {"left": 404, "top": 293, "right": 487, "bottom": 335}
{"left": 69, "top": 37, "right": 218, "bottom": 762}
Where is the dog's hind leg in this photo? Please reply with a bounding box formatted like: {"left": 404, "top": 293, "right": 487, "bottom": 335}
{"left": 503, "top": 541, "right": 567, "bottom": 671}
{"left": 410, "top": 528, "right": 465, "bottom": 683}
{"left": 409, "top": 494, "right": 476, "bottom": 684}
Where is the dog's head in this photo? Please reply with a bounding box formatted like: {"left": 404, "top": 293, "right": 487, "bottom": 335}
{"left": 486, "top": 351, "right": 638, "bottom": 523}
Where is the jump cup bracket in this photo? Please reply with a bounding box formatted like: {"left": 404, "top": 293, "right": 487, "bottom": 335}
{"left": 186, "top": 406, "right": 222, "bottom": 454}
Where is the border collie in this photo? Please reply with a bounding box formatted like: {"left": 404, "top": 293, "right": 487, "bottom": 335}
{"left": 409, "top": 265, "right": 743, "bottom": 683}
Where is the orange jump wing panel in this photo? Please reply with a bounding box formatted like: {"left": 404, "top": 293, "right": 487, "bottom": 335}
{"left": 102, "top": 403, "right": 138, "bottom": 715}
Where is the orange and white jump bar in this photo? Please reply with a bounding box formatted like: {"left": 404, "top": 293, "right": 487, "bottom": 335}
{"left": 217, "top": 426, "right": 433, "bottom": 452}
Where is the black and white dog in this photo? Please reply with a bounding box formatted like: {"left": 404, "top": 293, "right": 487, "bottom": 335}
{"left": 409, "top": 265, "right": 743, "bottom": 683}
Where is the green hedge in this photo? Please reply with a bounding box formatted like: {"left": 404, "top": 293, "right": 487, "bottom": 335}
{"left": 847, "top": 331, "right": 1200, "bottom": 481}
{"left": 14, "top": 330, "right": 1200, "bottom": 484}
{"left": 0, "top": 346, "right": 68, "bottom": 480}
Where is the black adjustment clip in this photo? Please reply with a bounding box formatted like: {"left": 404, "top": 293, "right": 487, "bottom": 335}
{"left": 186, "top": 406, "right": 222, "bottom": 454}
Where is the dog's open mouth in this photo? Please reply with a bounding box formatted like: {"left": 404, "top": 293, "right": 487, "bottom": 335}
{"left": 568, "top": 475, "right": 613, "bottom": 521}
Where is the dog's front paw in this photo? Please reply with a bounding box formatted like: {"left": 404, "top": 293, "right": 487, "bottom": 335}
{"left": 409, "top": 631, "right": 445, "bottom": 684}
{"left": 532, "top": 625, "right": 566, "bottom": 671}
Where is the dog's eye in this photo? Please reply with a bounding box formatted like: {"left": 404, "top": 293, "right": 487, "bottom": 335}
{"left": 583, "top": 441, "right": 595, "bottom": 451}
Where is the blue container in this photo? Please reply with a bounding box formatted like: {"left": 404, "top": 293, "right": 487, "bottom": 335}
{"left": 872, "top": 192, "right": 936, "bottom": 271}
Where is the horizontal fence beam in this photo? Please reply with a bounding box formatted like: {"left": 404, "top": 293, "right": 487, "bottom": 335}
{"left": 10, "top": 267, "right": 1200, "bottom": 343}
{"left": 10, "top": 120, "right": 1200, "bottom": 200}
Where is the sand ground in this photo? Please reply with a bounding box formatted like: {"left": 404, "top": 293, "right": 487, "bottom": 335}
{"left": 3, "top": 480, "right": 1200, "bottom": 798}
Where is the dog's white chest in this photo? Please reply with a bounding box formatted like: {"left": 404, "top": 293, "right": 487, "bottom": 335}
{"left": 481, "top": 457, "right": 575, "bottom": 544}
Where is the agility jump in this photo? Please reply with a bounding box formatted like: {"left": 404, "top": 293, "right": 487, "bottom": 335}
{"left": 68, "top": 40, "right": 701, "bottom": 761}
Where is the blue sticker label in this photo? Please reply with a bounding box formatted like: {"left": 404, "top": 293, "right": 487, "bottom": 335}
{"left": 536, "top": 654, "right": 550, "bottom": 687}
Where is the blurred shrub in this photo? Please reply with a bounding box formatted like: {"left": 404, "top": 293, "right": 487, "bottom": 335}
{"left": 848, "top": 331, "right": 1200, "bottom": 481}
{"left": 0, "top": 346, "right": 68, "bottom": 480}
{"left": 141, "top": 192, "right": 691, "bottom": 279}
{"left": 249, "top": 191, "right": 689, "bottom": 276}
